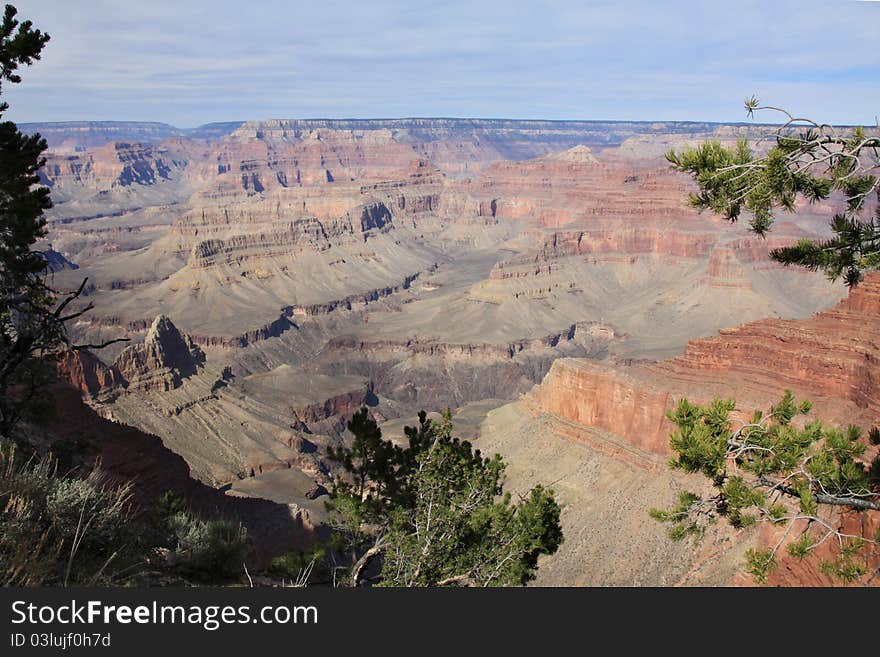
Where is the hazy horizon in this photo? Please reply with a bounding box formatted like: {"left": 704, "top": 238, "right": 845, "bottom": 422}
{"left": 5, "top": 0, "right": 879, "bottom": 128}
{"left": 17, "top": 116, "right": 842, "bottom": 131}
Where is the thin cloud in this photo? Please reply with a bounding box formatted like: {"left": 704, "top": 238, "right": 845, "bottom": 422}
{"left": 4, "top": 0, "right": 878, "bottom": 126}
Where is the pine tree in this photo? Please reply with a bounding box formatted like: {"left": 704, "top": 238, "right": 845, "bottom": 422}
{"left": 326, "top": 409, "right": 563, "bottom": 587}
{"left": 667, "top": 97, "right": 880, "bottom": 287}
{"left": 663, "top": 99, "right": 880, "bottom": 583}
{"left": 0, "top": 4, "right": 54, "bottom": 435}
{"left": 650, "top": 392, "right": 880, "bottom": 584}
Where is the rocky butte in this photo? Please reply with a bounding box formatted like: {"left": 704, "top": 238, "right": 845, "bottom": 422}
{"left": 37, "top": 118, "right": 867, "bottom": 585}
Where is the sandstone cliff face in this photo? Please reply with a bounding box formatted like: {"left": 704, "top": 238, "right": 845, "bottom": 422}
{"left": 529, "top": 358, "right": 676, "bottom": 455}
{"left": 41, "top": 142, "right": 188, "bottom": 200}
{"left": 113, "top": 315, "right": 205, "bottom": 392}
{"left": 529, "top": 273, "right": 880, "bottom": 455}
{"left": 57, "top": 348, "right": 125, "bottom": 399}
{"left": 191, "top": 124, "right": 423, "bottom": 197}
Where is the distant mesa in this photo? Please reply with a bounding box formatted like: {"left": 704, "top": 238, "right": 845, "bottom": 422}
{"left": 24, "top": 117, "right": 739, "bottom": 154}
{"left": 18, "top": 120, "right": 245, "bottom": 150}
{"left": 537, "top": 144, "right": 598, "bottom": 163}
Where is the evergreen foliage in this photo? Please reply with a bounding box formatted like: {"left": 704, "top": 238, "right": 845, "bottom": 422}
{"left": 152, "top": 490, "right": 247, "bottom": 582}
{"left": 667, "top": 97, "right": 880, "bottom": 286}
{"left": 325, "top": 409, "right": 563, "bottom": 586}
{"left": 0, "top": 444, "right": 249, "bottom": 586}
{"left": 651, "top": 392, "right": 880, "bottom": 584}
{"left": 163, "top": 512, "right": 246, "bottom": 580}
{"left": 0, "top": 3, "right": 55, "bottom": 435}
{"left": 268, "top": 546, "right": 329, "bottom": 586}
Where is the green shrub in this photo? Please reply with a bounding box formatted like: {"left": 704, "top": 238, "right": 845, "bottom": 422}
{"left": 0, "top": 440, "right": 138, "bottom": 586}
{"left": 1, "top": 441, "right": 249, "bottom": 586}
{"left": 164, "top": 511, "right": 246, "bottom": 581}
{"left": 156, "top": 490, "right": 188, "bottom": 518}
{"left": 269, "top": 546, "right": 328, "bottom": 585}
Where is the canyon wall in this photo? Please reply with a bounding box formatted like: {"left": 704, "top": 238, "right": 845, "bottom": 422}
{"left": 40, "top": 142, "right": 191, "bottom": 201}
{"left": 530, "top": 273, "right": 880, "bottom": 455}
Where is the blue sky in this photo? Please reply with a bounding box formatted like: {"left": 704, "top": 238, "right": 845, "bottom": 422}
{"left": 5, "top": 0, "right": 879, "bottom": 127}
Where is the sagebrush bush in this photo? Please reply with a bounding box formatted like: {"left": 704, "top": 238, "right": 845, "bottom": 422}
{"left": 164, "top": 511, "right": 246, "bottom": 580}
{"left": 2, "top": 441, "right": 249, "bottom": 586}
{"left": 0, "top": 440, "right": 138, "bottom": 586}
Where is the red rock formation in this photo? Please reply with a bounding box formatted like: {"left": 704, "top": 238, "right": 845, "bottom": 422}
{"left": 57, "top": 348, "right": 124, "bottom": 398}
{"left": 529, "top": 359, "right": 676, "bottom": 455}
{"left": 41, "top": 142, "right": 188, "bottom": 196}
{"left": 530, "top": 273, "right": 880, "bottom": 455}
{"left": 113, "top": 315, "right": 205, "bottom": 391}
{"left": 472, "top": 147, "right": 699, "bottom": 229}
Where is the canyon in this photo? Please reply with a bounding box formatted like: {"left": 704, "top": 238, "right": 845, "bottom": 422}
{"left": 36, "top": 117, "right": 873, "bottom": 585}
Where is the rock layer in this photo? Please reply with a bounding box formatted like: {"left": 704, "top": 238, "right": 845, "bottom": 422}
{"left": 41, "top": 142, "right": 188, "bottom": 200}
{"left": 530, "top": 273, "right": 880, "bottom": 455}
{"left": 114, "top": 315, "right": 206, "bottom": 392}
{"left": 60, "top": 315, "right": 206, "bottom": 397}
